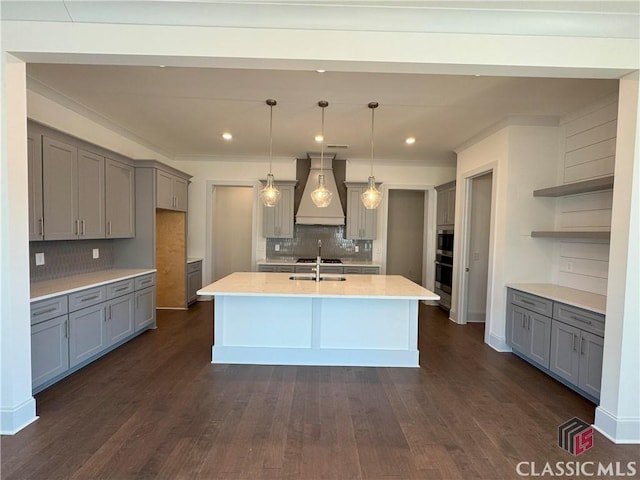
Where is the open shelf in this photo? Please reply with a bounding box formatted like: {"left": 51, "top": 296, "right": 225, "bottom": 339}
{"left": 533, "top": 175, "right": 614, "bottom": 197}
{"left": 531, "top": 230, "right": 611, "bottom": 240}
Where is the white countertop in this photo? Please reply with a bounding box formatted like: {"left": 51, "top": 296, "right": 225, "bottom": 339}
{"left": 31, "top": 268, "right": 156, "bottom": 302}
{"left": 198, "top": 272, "right": 439, "bottom": 300}
{"left": 507, "top": 283, "right": 606, "bottom": 315}
{"left": 187, "top": 257, "right": 203, "bottom": 264}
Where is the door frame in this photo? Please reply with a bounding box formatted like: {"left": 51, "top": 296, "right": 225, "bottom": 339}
{"left": 205, "top": 180, "right": 260, "bottom": 285}
{"left": 378, "top": 184, "right": 436, "bottom": 293}
{"left": 455, "top": 163, "right": 497, "bottom": 339}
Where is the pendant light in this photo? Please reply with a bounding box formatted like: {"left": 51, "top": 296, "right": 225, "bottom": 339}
{"left": 310, "top": 100, "right": 333, "bottom": 208}
{"left": 259, "top": 99, "right": 281, "bottom": 207}
{"left": 361, "top": 101, "right": 383, "bottom": 209}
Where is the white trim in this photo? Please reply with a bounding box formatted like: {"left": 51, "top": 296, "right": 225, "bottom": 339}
{"left": 0, "top": 398, "right": 37, "bottom": 435}
{"left": 487, "top": 333, "right": 512, "bottom": 353}
{"left": 594, "top": 406, "right": 640, "bottom": 444}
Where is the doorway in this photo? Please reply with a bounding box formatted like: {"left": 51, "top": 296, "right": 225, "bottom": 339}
{"left": 464, "top": 172, "right": 493, "bottom": 323}
{"left": 386, "top": 189, "right": 425, "bottom": 285}
{"left": 211, "top": 185, "right": 254, "bottom": 281}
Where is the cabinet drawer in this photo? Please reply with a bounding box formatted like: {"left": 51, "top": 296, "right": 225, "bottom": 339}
{"left": 107, "top": 279, "right": 135, "bottom": 299}
{"left": 362, "top": 267, "right": 380, "bottom": 275}
{"left": 553, "top": 303, "right": 605, "bottom": 337}
{"left": 187, "top": 261, "right": 202, "bottom": 273}
{"left": 508, "top": 289, "right": 553, "bottom": 317}
{"left": 321, "top": 266, "right": 344, "bottom": 274}
{"left": 31, "top": 296, "right": 68, "bottom": 325}
{"left": 343, "top": 266, "right": 363, "bottom": 274}
{"left": 68, "top": 286, "right": 107, "bottom": 312}
{"left": 135, "top": 273, "right": 156, "bottom": 290}
{"left": 277, "top": 265, "right": 295, "bottom": 273}
{"left": 258, "top": 265, "right": 276, "bottom": 272}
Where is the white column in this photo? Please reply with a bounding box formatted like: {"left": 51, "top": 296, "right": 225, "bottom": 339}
{"left": 0, "top": 54, "right": 37, "bottom": 433}
{"left": 595, "top": 71, "right": 640, "bottom": 444}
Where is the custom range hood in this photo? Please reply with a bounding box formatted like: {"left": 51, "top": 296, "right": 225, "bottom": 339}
{"left": 296, "top": 153, "right": 345, "bottom": 225}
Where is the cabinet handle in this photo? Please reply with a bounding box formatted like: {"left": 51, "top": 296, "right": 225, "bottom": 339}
{"left": 82, "top": 219, "right": 86, "bottom": 236}
{"left": 136, "top": 296, "right": 139, "bottom": 309}
{"left": 65, "top": 320, "right": 68, "bottom": 338}
{"left": 33, "top": 306, "right": 57, "bottom": 317}
{"left": 39, "top": 218, "right": 44, "bottom": 237}
{"left": 107, "top": 220, "right": 112, "bottom": 236}
{"left": 113, "top": 286, "right": 129, "bottom": 293}
{"left": 67, "top": 320, "right": 70, "bottom": 338}
{"left": 108, "top": 305, "right": 112, "bottom": 320}
{"left": 572, "top": 334, "right": 577, "bottom": 352}
{"left": 520, "top": 298, "right": 536, "bottom": 307}
{"left": 570, "top": 314, "right": 593, "bottom": 326}
{"left": 75, "top": 219, "right": 79, "bottom": 235}
{"left": 80, "top": 294, "right": 100, "bottom": 302}
{"left": 580, "top": 337, "right": 585, "bottom": 355}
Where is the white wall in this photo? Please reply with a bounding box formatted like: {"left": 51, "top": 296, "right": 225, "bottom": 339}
{"left": 454, "top": 123, "right": 559, "bottom": 349}
{"left": 551, "top": 97, "right": 618, "bottom": 295}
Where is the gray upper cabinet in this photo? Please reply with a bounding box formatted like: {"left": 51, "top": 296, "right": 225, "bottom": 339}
{"left": 105, "top": 158, "right": 135, "bottom": 238}
{"left": 28, "top": 129, "right": 44, "bottom": 241}
{"left": 436, "top": 181, "right": 456, "bottom": 227}
{"left": 345, "top": 183, "right": 377, "bottom": 240}
{"left": 42, "top": 137, "right": 105, "bottom": 240}
{"left": 156, "top": 170, "right": 188, "bottom": 212}
{"left": 263, "top": 181, "right": 295, "bottom": 238}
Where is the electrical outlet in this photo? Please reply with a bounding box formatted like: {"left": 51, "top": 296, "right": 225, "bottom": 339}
{"left": 275, "top": 244, "right": 280, "bottom": 252}
{"left": 35, "top": 252, "right": 45, "bottom": 266}
{"left": 93, "top": 248, "right": 100, "bottom": 259}
{"left": 355, "top": 245, "right": 359, "bottom": 253}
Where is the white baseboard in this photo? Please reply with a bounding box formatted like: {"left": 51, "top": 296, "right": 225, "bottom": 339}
{"left": 487, "top": 333, "right": 512, "bottom": 352}
{"left": 1, "top": 397, "right": 37, "bottom": 434}
{"left": 595, "top": 406, "right": 640, "bottom": 444}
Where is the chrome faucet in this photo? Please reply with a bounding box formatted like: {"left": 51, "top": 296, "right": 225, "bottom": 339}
{"left": 314, "top": 239, "right": 322, "bottom": 282}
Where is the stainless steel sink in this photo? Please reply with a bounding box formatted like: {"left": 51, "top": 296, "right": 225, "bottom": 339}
{"left": 288, "top": 275, "right": 347, "bottom": 282}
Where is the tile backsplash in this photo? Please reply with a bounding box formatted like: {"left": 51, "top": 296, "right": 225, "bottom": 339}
{"left": 30, "top": 240, "right": 114, "bottom": 282}
{"left": 266, "top": 225, "right": 372, "bottom": 262}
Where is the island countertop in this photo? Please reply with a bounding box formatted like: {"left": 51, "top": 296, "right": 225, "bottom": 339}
{"left": 198, "top": 272, "right": 439, "bottom": 300}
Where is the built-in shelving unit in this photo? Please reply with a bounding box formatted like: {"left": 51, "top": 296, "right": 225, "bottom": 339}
{"left": 531, "top": 175, "right": 614, "bottom": 241}
{"left": 533, "top": 175, "right": 614, "bottom": 197}
{"left": 531, "top": 231, "right": 610, "bottom": 240}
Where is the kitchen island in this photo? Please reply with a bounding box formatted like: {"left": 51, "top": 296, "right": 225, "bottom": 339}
{"left": 197, "top": 272, "right": 439, "bottom": 367}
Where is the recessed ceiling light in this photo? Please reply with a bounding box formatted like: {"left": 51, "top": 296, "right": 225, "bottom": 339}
{"left": 222, "top": 132, "right": 233, "bottom": 140}
{"left": 405, "top": 137, "right": 416, "bottom": 145}
{"left": 315, "top": 134, "right": 324, "bottom": 143}
{"left": 316, "top": 69, "right": 326, "bottom": 73}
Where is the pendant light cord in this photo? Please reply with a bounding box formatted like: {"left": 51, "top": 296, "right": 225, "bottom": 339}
{"left": 370, "top": 105, "right": 375, "bottom": 176}
{"left": 320, "top": 103, "right": 325, "bottom": 173}
{"left": 269, "top": 102, "right": 273, "bottom": 175}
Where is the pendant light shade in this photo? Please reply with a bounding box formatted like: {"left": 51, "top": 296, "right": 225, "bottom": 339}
{"left": 260, "top": 99, "right": 281, "bottom": 207}
{"left": 361, "top": 101, "right": 383, "bottom": 209}
{"left": 311, "top": 100, "right": 333, "bottom": 208}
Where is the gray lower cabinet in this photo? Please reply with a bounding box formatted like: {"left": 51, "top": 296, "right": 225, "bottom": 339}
{"left": 31, "top": 273, "right": 156, "bottom": 393}
{"left": 106, "top": 294, "right": 135, "bottom": 345}
{"left": 507, "top": 287, "right": 605, "bottom": 402}
{"left": 258, "top": 264, "right": 295, "bottom": 273}
{"left": 69, "top": 303, "right": 107, "bottom": 368}
{"left": 506, "top": 303, "right": 551, "bottom": 368}
{"left": 135, "top": 287, "right": 156, "bottom": 331}
{"left": 31, "top": 315, "right": 69, "bottom": 389}
{"left": 187, "top": 260, "right": 203, "bottom": 305}
{"left": 550, "top": 320, "right": 604, "bottom": 400}
{"left": 343, "top": 266, "right": 380, "bottom": 274}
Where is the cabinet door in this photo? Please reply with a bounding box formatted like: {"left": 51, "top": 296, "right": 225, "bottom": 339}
{"left": 105, "top": 158, "right": 135, "bottom": 238}
{"left": 135, "top": 287, "right": 156, "bottom": 332}
{"left": 345, "top": 187, "right": 363, "bottom": 239}
{"left": 31, "top": 316, "right": 69, "bottom": 389}
{"left": 28, "top": 131, "right": 44, "bottom": 241}
{"left": 263, "top": 184, "right": 294, "bottom": 238}
{"left": 578, "top": 331, "right": 604, "bottom": 400}
{"left": 436, "top": 190, "right": 448, "bottom": 226}
{"left": 156, "top": 170, "right": 174, "bottom": 209}
{"left": 187, "top": 270, "right": 201, "bottom": 304}
{"left": 527, "top": 311, "right": 551, "bottom": 368}
{"left": 506, "top": 304, "right": 528, "bottom": 354}
{"left": 361, "top": 202, "right": 377, "bottom": 239}
{"left": 69, "top": 304, "right": 107, "bottom": 367}
{"left": 550, "top": 320, "right": 580, "bottom": 385}
{"left": 106, "top": 294, "right": 134, "bottom": 346}
{"left": 42, "top": 136, "right": 78, "bottom": 240}
{"left": 446, "top": 189, "right": 456, "bottom": 225}
{"left": 77, "top": 149, "right": 105, "bottom": 239}
{"left": 173, "top": 176, "right": 189, "bottom": 212}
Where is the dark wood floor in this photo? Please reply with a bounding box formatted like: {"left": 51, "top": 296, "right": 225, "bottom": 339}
{"left": 2, "top": 302, "right": 638, "bottom": 479}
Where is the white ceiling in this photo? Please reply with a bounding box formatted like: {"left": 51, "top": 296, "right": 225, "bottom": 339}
{"left": 14, "top": 1, "right": 635, "bottom": 163}
{"left": 27, "top": 64, "right": 619, "bottom": 162}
